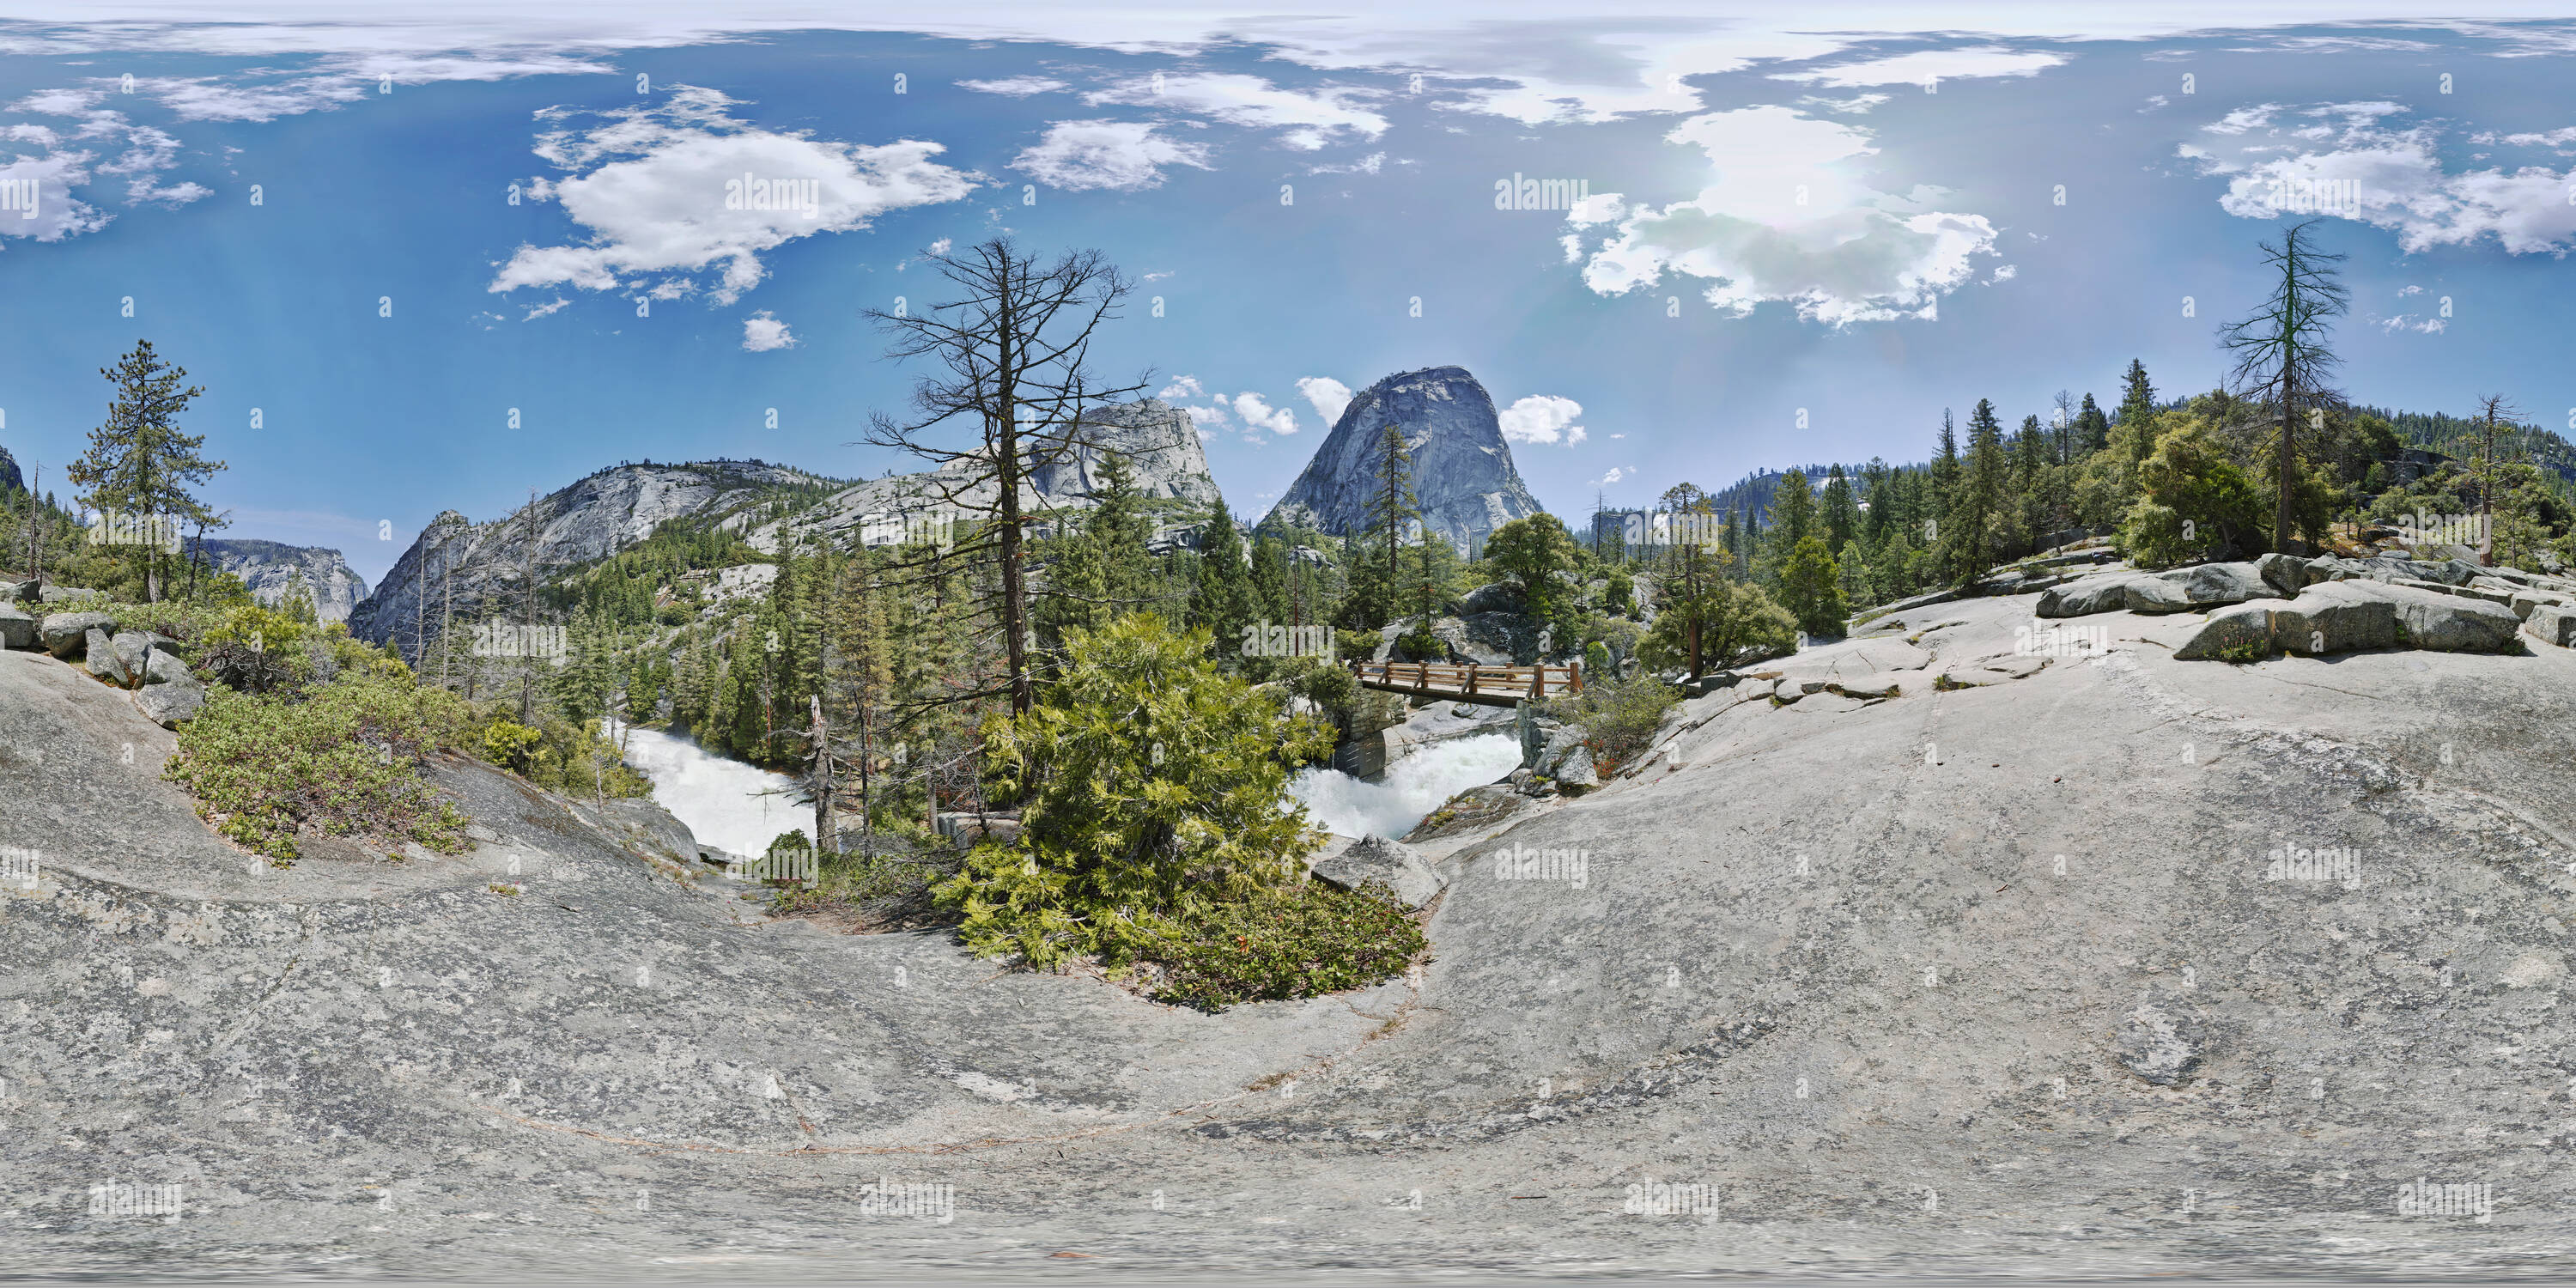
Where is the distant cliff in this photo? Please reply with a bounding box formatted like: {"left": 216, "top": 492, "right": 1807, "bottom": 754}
{"left": 1264, "top": 367, "right": 1543, "bottom": 552}
{"left": 200, "top": 539, "right": 370, "bottom": 623}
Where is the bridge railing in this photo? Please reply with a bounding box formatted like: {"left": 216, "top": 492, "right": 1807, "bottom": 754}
{"left": 1347, "top": 659, "right": 1583, "bottom": 701}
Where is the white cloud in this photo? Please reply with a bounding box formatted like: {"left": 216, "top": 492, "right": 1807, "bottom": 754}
{"left": 1083, "top": 73, "right": 1385, "bottom": 149}
{"left": 1232, "top": 392, "right": 1298, "bottom": 435}
{"left": 1182, "top": 404, "right": 1229, "bottom": 440}
{"left": 125, "top": 177, "right": 210, "bottom": 206}
{"left": 1802, "top": 93, "right": 1890, "bottom": 114}
{"left": 2397, "top": 283, "right": 2423, "bottom": 295}
{"left": 1295, "top": 376, "right": 1352, "bottom": 426}
{"left": 1498, "top": 394, "right": 1586, "bottom": 447}
{"left": 1012, "top": 119, "right": 1211, "bottom": 191}
{"left": 1571, "top": 106, "right": 1996, "bottom": 326}
{"left": 521, "top": 295, "right": 571, "bottom": 320}
{"left": 2203, "top": 105, "right": 2279, "bottom": 135}
{"left": 741, "top": 310, "right": 796, "bottom": 350}
{"left": 133, "top": 74, "right": 369, "bottom": 123}
{"left": 1157, "top": 375, "right": 1206, "bottom": 400}
{"left": 0, "top": 151, "right": 108, "bottom": 242}
{"left": 1307, "top": 151, "right": 1385, "bottom": 174}
{"left": 2186, "top": 102, "right": 2576, "bottom": 254}
{"left": 926, "top": 236, "right": 951, "bottom": 255}
{"left": 2377, "top": 313, "right": 2446, "bottom": 333}
{"left": 957, "top": 76, "right": 1069, "bottom": 96}
{"left": 9, "top": 86, "right": 104, "bottom": 116}
{"left": 490, "top": 86, "right": 977, "bottom": 304}
{"left": 1772, "top": 46, "right": 2065, "bottom": 89}
{"left": 1990, "top": 263, "right": 2018, "bottom": 282}
{"left": 1594, "top": 465, "right": 1627, "bottom": 485}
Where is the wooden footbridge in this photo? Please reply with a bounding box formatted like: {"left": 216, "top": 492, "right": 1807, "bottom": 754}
{"left": 1348, "top": 659, "right": 1583, "bottom": 708}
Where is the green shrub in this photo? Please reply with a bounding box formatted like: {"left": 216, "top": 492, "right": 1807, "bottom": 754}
{"left": 935, "top": 614, "right": 1334, "bottom": 969}
{"left": 166, "top": 672, "right": 472, "bottom": 861}
{"left": 1543, "top": 668, "right": 1681, "bottom": 769}
{"left": 1146, "top": 880, "right": 1427, "bottom": 1012}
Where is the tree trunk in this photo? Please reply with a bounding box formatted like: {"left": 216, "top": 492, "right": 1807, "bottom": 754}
{"left": 809, "top": 693, "right": 835, "bottom": 855}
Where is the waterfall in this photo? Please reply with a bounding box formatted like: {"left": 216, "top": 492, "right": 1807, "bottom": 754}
{"left": 1289, "top": 733, "right": 1520, "bottom": 841}
{"left": 608, "top": 723, "right": 802, "bottom": 858}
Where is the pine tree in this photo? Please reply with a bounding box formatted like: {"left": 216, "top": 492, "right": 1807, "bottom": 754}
{"left": 1188, "top": 494, "right": 1255, "bottom": 650}
{"left": 70, "top": 340, "right": 225, "bottom": 602}
{"left": 1369, "top": 424, "right": 1418, "bottom": 629}
{"left": 2115, "top": 360, "right": 2158, "bottom": 433}
{"left": 1821, "top": 465, "right": 1859, "bottom": 556}
{"left": 2077, "top": 392, "right": 2111, "bottom": 455}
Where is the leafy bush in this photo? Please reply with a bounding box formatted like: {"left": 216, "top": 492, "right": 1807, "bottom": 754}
{"left": 934, "top": 614, "right": 1335, "bottom": 969}
{"left": 1544, "top": 667, "right": 1680, "bottom": 769}
{"left": 2119, "top": 419, "right": 2264, "bottom": 567}
{"left": 463, "top": 709, "right": 652, "bottom": 799}
{"left": 1145, "top": 880, "right": 1427, "bottom": 1012}
{"left": 166, "top": 671, "right": 472, "bottom": 861}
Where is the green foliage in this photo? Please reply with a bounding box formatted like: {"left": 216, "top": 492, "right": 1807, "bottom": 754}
{"left": 480, "top": 720, "right": 542, "bottom": 774}
{"left": 68, "top": 339, "right": 227, "bottom": 602}
{"left": 166, "top": 671, "right": 472, "bottom": 861}
{"left": 934, "top": 614, "right": 1335, "bottom": 969}
{"left": 2120, "top": 417, "right": 2265, "bottom": 567}
{"left": 1145, "top": 880, "right": 1427, "bottom": 1012}
{"left": 1482, "top": 513, "right": 1583, "bottom": 641}
{"left": 1542, "top": 667, "right": 1680, "bottom": 769}
{"left": 1640, "top": 577, "right": 1796, "bottom": 677}
{"left": 1775, "top": 535, "right": 1848, "bottom": 636}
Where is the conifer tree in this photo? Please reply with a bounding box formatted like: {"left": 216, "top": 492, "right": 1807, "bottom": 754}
{"left": 1188, "top": 494, "right": 1255, "bottom": 650}
{"left": 70, "top": 340, "right": 225, "bottom": 602}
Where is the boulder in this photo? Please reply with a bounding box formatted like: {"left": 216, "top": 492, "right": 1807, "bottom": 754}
{"left": 2523, "top": 605, "right": 2576, "bottom": 650}
{"left": 1534, "top": 726, "right": 1587, "bottom": 777}
{"left": 2509, "top": 591, "right": 2569, "bottom": 622}
{"left": 39, "top": 611, "right": 116, "bottom": 659}
{"left": 143, "top": 647, "right": 192, "bottom": 686}
{"left": 2383, "top": 583, "right": 2522, "bottom": 652}
{"left": 2035, "top": 573, "right": 2144, "bottom": 618}
{"left": 1309, "top": 834, "right": 1446, "bottom": 908}
{"left": 2253, "top": 552, "right": 2309, "bottom": 598}
{"left": 2175, "top": 581, "right": 2521, "bottom": 659}
{"left": 37, "top": 584, "right": 103, "bottom": 605}
{"left": 2119, "top": 574, "right": 2198, "bottom": 615}
{"left": 1554, "top": 748, "right": 1601, "bottom": 795}
{"left": 2163, "top": 561, "right": 2271, "bottom": 609}
{"left": 131, "top": 674, "right": 205, "bottom": 728}
{"left": 0, "top": 603, "right": 35, "bottom": 650}
{"left": 1456, "top": 580, "right": 1524, "bottom": 616}
{"left": 110, "top": 630, "right": 161, "bottom": 687}
{"left": 83, "top": 629, "right": 135, "bottom": 685}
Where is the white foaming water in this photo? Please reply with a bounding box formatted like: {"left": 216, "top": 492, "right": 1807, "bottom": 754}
{"left": 1291, "top": 733, "right": 1522, "bottom": 841}
{"left": 609, "top": 723, "right": 802, "bottom": 857}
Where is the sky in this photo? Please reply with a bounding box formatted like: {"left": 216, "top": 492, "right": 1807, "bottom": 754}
{"left": 5, "top": 3, "right": 2576, "bottom": 583}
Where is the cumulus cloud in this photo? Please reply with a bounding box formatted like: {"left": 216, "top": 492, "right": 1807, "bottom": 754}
{"left": 958, "top": 76, "right": 1070, "bottom": 96}
{"left": 1498, "top": 394, "right": 1586, "bottom": 447}
{"left": 521, "top": 295, "right": 571, "bottom": 320}
{"left": 1772, "top": 46, "right": 2064, "bottom": 89}
{"left": 1233, "top": 392, "right": 1298, "bottom": 435}
{"left": 1295, "top": 376, "right": 1352, "bottom": 426}
{"left": 1594, "top": 465, "right": 1628, "bottom": 485}
{"left": 489, "top": 85, "right": 977, "bottom": 304}
{"left": 2377, "top": 313, "right": 2445, "bottom": 334}
{"left": 741, "top": 311, "right": 796, "bottom": 350}
{"left": 1012, "top": 119, "right": 1211, "bottom": 191}
{"left": 1157, "top": 376, "right": 1207, "bottom": 400}
{"left": 1569, "top": 106, "right": 1996, "bottom": 326}
{"left": 1990, "top": 263, "right": 2018, "bottom": 282}
{"left": 0, "top": 151, "right": 109, "bottom": 242}
{"left": 1083, "top": 73, "right": 1384, "bottom": 149}
{"left": 2185, "top": 101, "right": 2576, "bottom": 254}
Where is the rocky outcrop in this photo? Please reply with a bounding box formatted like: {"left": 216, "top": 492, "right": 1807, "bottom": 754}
{"left": 2174, "top": 580, "right": 2524, "bottom": 659}
{"left": 348, "top": 459, "right": 828, "bottom": 653}
{"left": 2037, "top": 562, "right": 2271, "bottom": 617}
{"left": 0, "top": 601, "right": 33, "bottom": 649}
{"left": 1029, "top": 398, "right": 1221, "bottom": 507}
{"left": 1307, "top": 834, "right": 1446, "bottom": 908}
{"left": 39, "top": 610, "right": 113, "bottom": 658}
{"left": 1265, "top": 367, "right": 1543, "bottom": 553}
{"left": 200, "top": 538, "right": 370, "bottom": 623}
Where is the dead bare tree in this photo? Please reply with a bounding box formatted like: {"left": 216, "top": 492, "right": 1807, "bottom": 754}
{"left": 860, "top": 238, "right": 1147, "bottom": 714}
{"left": 2476, "top": 394, "right": 2519, "bottom": 566}
{"left": 2218, "top": 219, "right": 2349, "bottom": 552}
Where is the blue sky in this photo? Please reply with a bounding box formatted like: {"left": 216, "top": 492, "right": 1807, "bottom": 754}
{"left": 5, "top": 3, "right": 2576, "bottom": 582}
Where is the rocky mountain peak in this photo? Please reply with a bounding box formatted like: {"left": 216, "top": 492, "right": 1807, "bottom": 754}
{"left": 1264, "top": 366, "right": 1543, "bottom": 552}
